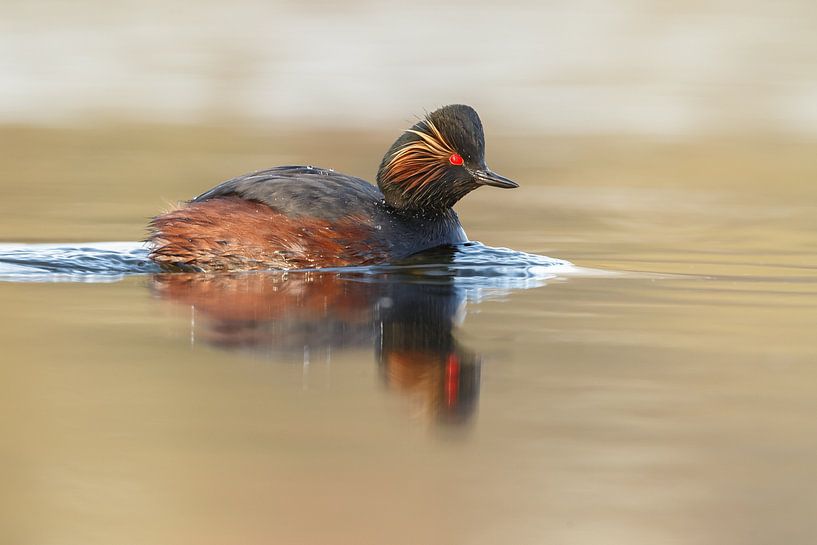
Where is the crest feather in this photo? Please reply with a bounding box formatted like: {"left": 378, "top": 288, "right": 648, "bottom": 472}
{"left": 382, "top": 118, "right": 457, "bottom": 193}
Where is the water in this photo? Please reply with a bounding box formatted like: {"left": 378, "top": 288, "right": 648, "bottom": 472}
{"left": 0, "top": 242, "right": 159, "bottom": 280}
{"left": 0, "top": 241, "right": 580, "bottom": 379}
{"left": 0, "top": 122, "right": 815, "bottom": 543}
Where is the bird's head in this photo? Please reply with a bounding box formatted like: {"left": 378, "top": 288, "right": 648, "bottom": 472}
{"left": 376, "top": 104, "right": 518, "bottom": 213}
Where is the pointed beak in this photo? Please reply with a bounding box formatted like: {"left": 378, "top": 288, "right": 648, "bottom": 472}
{"left": 472, "top": 168, "right": 519, "bottom": 189}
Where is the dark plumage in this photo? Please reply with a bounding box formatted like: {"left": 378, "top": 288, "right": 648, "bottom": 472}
{"left": 148, "top": 104, "right": 518, "bottom": 271}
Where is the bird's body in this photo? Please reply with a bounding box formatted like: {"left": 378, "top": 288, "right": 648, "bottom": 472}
{"left": 148, "top": 105, "right": 517, "bottom": 271}
{"left": 150, "top": 166, "right": 465, "bottom": 271}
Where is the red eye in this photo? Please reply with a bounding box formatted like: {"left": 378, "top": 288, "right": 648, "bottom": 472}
{"left": 449, "top": 153, "right": 464, "bottom": 166}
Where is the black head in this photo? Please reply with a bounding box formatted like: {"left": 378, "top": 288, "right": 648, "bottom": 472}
{"left": 376, "top": 104, "right": 518, "bottom": 213}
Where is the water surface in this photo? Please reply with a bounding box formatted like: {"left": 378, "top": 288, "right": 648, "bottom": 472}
{"left": 1, "top": 128, "right": 816, "bottom": 545}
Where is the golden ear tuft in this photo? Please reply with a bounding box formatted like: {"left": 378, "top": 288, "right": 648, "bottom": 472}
{"left": 383, "top": 119, "right": 457, "bottom": 193}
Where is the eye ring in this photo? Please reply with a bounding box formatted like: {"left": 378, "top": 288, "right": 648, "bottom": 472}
{"left": 449, "top": 153, "right": 464, "bottom": 166}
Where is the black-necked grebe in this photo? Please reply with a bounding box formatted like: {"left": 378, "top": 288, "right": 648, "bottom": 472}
{"left": 148, "top": 104, "right": 518, "bottom": 271}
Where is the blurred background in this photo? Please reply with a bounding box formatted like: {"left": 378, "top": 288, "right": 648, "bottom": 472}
{"left": 2, "top": 0, "right": 817, "bottom": 135}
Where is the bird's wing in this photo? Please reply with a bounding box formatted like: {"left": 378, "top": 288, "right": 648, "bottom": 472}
{"left": 192, "top": 165, "right": 385, "bottom": 219}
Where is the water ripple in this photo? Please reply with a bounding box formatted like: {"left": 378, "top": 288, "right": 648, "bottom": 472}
{"left": 0, "top": 242, "right": 158, "bottom": 282}
{"left": 0, "top": 240, "right": 575, "bottom": 286}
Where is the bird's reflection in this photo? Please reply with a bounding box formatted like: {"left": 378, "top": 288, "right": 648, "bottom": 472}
{"left": 375, "top": 281, "right": 480, "bottom": 425}
{"left": 151, "top": 269, "right": 480, "bottom": 425}
{"left": 150, "top": 248, "right": 553, "bottom": 425}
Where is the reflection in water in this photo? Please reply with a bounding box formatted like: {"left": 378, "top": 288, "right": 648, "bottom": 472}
{"left": 376, "top": 281, "right": 480, "bottom": 426}
{"left": 148, "top": 237, "right": 571, "bottom": 426}
{"left": 151, "top": 271, "right": 486, "bottom": 425}
{"left": 0, "top": 239, "right": 569, "bottom": 423}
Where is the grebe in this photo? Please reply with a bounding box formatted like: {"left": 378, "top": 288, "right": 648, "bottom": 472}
{"left": 148, "top": 104, "right": 517, "bottom": 271}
